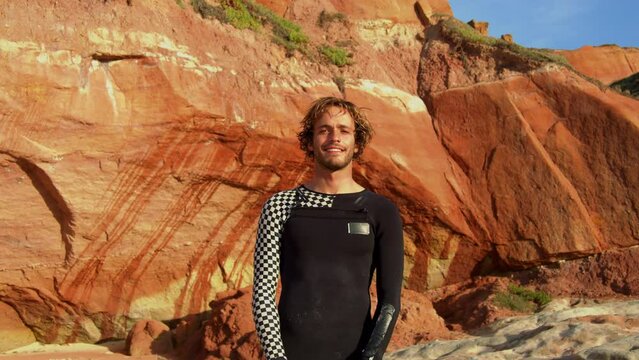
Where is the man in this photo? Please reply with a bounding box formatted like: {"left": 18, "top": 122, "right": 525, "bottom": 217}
{"left": 252, "top": 97, "right": 404, "bottom": 360}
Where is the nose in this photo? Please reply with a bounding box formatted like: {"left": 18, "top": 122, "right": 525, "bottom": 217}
{"left": 327, "top": 130, "right": 342, "bottom": 142}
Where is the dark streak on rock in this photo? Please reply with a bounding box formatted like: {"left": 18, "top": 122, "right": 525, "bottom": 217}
{"left": 91, "top": 53, "right": 147, "bottom": 63}
{"left": 16, "top": 158, "right": 76, "bottom": 266}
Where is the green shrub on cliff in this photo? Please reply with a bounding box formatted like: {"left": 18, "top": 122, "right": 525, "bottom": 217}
{"left": 319, "top": 45, "right": 352, "bottom": 67}
{"left": 190, "top": 0, "right": 308, "bottom": 55}
{"left": 245, "top": 0, "right": 308, "bottom": 54}
{"left": 494, "top": 291, "right": 535, "bottom": 312}
{"left": 494, "top": 284, "right": 551, "bottom": 313}
{"left": 224, "top": 0, "right": 261, "bottom": 31}
{"left": 441, "top": 18, "right": 569, "bottom": 67}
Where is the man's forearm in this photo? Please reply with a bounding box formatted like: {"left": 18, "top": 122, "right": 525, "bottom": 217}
{"left": 252, "top": 195, "right": 291, "bottom": 360}
{"left": 361, "top": 303, "right": 398, "bottom": 359}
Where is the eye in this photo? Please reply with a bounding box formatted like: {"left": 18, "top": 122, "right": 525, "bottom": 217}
{"left": 340, "top": 129, "right": 352, "bottom": 134}
{"left": 318, "top": 128, "right": 328, "bottom": 134}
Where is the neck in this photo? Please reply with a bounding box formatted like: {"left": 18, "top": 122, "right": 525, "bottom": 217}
{"left": 305, "top": 163, "right": 364, "bottom": 194}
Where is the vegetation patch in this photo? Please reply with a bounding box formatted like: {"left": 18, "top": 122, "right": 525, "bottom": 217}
{"left": 190, "top": 1, "right": 353, "bottom": 65}
{"left": 611, "top": 72, "right": 639, "bottom": 98}
{"left": 225, "top": 1, "right": 261, "bottom": 30}
{"left": 319, "top": 45, "right": 352, "bottom": 67}
{"left": 317, "top": 10, "right": 347, "bottom": 28}
{"left": 247, "top": 0, "right": 309, "bottom": 55}
{"left": 494, "top": 284, "right": 552, "bottom": 313}
{"left": 190, "top": 0, "right": 308, "bottom": 55}
{"left": 190, "top": 0, "right": 226, "bottom": 21}
{"left": 175, "top": 0, "right": 186, "bottom": 9}
{"left": 441, "top": 18, "right": 570, "bottom": 67}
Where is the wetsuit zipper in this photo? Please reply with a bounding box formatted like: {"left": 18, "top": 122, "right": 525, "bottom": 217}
{"left": 289, "top": 207, "right": 369, "bottom": 220}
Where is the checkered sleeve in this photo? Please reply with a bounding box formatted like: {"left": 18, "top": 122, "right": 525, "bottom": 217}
{"left": 252, "top": 190, "right": 296, "bottom": 360}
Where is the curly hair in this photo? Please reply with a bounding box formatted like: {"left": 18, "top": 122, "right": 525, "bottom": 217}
{"left": 297, "top": 97, "right": 374, "bottom": 159}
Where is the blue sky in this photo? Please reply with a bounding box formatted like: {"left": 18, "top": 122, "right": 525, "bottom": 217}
{"left": 448, "top": 0, "right": 639, "bottom": 50}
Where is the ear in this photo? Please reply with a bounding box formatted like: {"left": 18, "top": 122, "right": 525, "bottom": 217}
{"left": 307, "top": 143, "right": 315, "bottom": 158}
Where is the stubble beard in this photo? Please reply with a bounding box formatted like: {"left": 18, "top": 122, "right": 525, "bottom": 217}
{"left": 315, "top": 147, "right": 355, "bottom": 171}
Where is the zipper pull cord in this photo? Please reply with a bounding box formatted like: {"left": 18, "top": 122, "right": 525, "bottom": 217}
{"left": 296, "top": 186, "right": 310, "bottom": 207}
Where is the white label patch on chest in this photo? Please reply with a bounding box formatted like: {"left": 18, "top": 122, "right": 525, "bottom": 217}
{"left": 348, "top": 222, "right": 370, "bottom": 235}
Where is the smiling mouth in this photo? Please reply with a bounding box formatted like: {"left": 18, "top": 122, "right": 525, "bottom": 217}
{"left": 323, "top": 147, "right": 344, "bottom": 153}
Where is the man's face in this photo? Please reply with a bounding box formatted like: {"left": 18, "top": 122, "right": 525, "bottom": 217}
{"left": 309, "top": 106, "right": 358, "bottom": 171}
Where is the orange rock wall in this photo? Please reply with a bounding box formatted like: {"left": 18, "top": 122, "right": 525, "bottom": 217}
{"left": 559, "top": 45, "right": 639, "bottom": 84}
{"left": 428, "top": 72, "right": 639, "bottom": 265}
{"left": 1, "top": 0, "right": 638, "bottom": 351}
{"left": 418, "top": 22, "right": 639, "bottom": 269}
{"left": 0, "top": 0, "right": 465, "bottom": 348}
{"left": 256, "top": 0, "right": 453, "bottom": 22}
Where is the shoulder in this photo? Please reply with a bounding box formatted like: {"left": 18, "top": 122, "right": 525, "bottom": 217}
{"left": 261, "top": 187, "right": 298, "bottom": 213}
{"left": 364, "top": 190, "right": 400, "bottom": 215}
{"left": 363, "top": 191, "right": 402, "bottom": 230}
{"left": 265, "top": 188, "right": 297, "bottom": 203}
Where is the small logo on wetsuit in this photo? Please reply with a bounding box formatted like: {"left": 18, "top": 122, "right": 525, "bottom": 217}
{"left": 348, "top": 222, "right": 370, "bottom": 235}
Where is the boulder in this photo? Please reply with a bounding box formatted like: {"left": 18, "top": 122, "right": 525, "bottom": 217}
{"left": 500, "top": 33, "right": 513, "bottom": 43}
{"left": 388, "top": 289, "right": 460, "bottom": 350}
{"left": 199, "top": 289, "right": 261, "bottom": 360}
{"left": 467, "top": 19, "right": 489, "bottom": 35}
{"left": 125, "top": 319, "right": 173, "bottom": 356}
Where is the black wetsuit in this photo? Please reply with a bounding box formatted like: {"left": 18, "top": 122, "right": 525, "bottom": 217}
{"left": 252, "top": 186, "right": 404, "bottom": 360}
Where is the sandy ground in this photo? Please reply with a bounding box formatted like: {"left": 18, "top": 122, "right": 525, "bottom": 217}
{"left": 0, "top": 341, "right": 164, "bottom": 360}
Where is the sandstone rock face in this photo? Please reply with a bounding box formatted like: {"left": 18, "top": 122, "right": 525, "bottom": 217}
{"left": 329, "top": 0, "right": 452, "bottom": 23}
{"left": 256, "top": 0, "right": 453, "bottom": 23}
{"left": 0, "top": 302, "right": 36, "bottom": 352}
{"left": 558, "top": 45, "right": 639, "bottom": 84}
{"left": 0, "top": 0, "right": 468, "bottom": 348}
{"left": 418, "top": 20, "right": 639, "bottom": 271}
{"left": 428, "top": 277, "right": 520, "bottom": 331}
{"left": 524, "top": 246, "right": 639, "bottom": 298}
{"left": 418, "top": 19, "right": 552, "bottom": 95}
{"left": 428, "top": 71, "right": 639, "bottom": 267}
{"left": 386, "top": 299, "right": 639, "bottom": 359}
{"left": 428, "top": 246, "right": 639, "bottom": 334}
{"left": 1, "top": 0, "right": 639, "bottom": 352}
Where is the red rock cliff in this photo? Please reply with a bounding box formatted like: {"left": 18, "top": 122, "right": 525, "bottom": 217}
{"left": 418, "top": 18, "right": 639, "bottom": 271}
{"left": 558, "top": 45, "right": 639, "bottom": 84}
{"left": 0, "top": 0, "right": 457, "bottom": 349}
{"left": 0, "top": 0, "right": 638, "bottom": 352}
